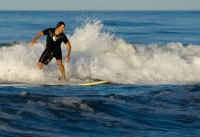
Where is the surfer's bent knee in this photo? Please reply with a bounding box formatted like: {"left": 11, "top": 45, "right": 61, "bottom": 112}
{"left": 57, "top": 60, "right": 63, "bottom": 66}
{"left": 37, "top": 62, "right": 43, "bottom": 69}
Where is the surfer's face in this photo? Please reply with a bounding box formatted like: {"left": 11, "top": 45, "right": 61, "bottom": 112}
{"left": 57, "top": 25, "right": 65, "bottom": 33}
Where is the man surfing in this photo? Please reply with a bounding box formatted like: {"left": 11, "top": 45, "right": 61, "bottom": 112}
{"left": 29, "top": 21, "right": 71, "bottom": 81}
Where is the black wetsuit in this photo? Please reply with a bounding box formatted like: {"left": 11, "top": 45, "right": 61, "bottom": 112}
{"left": 39, "top": 28, "right": 69, "bottom": 65}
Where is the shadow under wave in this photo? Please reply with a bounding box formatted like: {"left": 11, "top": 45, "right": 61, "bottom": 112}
{"left": 0, "top": 41, "right": 21, "bottom": 47}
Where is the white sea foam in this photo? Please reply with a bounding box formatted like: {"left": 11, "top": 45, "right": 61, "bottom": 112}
{"left": 1, "top": 20, "right": 200, "bottom": 85}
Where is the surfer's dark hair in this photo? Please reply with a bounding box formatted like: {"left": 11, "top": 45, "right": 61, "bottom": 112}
{"left": 56, "top": 21, "right": 65, "bottom": 28}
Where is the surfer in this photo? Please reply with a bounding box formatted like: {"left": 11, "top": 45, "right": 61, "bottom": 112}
{"left": 29, "top": 21, "right": 71, "bottom": 81}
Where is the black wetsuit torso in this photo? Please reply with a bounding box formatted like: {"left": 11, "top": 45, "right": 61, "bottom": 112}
{"left": 43, "top": 28, "right": 69, "bottom": 52}
{"left": 39, "top": 28, "right": 69, "bottom": 65}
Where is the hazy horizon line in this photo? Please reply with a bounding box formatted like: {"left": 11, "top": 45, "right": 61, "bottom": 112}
{"left": 0, "top": 9, "right": 200, "bottom": 12}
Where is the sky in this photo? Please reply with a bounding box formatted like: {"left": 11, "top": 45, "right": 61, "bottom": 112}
{"left": 0, "top": 0, "right": 199, "bottom": 11}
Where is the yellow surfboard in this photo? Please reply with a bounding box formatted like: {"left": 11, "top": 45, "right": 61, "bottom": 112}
{"left": 69, "top": 80, "right": 109, "bottom": 86}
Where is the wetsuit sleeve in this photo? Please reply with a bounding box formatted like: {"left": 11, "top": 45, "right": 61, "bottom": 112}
{"left": 43, "top": 28, "right": 50, "bottom": 35}
{"left": 62, "top": 34, "right": 69, "bottom": 44}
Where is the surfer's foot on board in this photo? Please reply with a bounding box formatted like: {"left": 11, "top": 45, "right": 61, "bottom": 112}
{"left": 61, "top": 75, "right": 66, "bottom": 81}
{"left": 58, "top": 77, "right": 66, "bottom": 81}
{"left": 62, "top": 77, "right": 66, "bottom": 81}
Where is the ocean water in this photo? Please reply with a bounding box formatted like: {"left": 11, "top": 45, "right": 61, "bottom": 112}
{"left": 0, "top": 11, "right": 200, "bottom": 137}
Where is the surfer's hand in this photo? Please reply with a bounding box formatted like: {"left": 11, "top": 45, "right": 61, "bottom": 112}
{"left": 29, "top": 41, "right": 35, "bottom": 47}
{"left": 66, "top": 56, "right": 70, "bottom": 62}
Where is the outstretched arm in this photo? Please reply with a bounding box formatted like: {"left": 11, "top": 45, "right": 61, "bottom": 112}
{"left": 29, "top": 31, "right": 43, "bottom": 46}
{"left": 65, "top": 42, "right": 71, "bottom": 62}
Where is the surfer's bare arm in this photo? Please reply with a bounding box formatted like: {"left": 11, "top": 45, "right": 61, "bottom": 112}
{"left": 65, "top": 42, "right": 71, "bottom": 62}
{"left": 29, "top": 31, "right": 43, "bottom": 46}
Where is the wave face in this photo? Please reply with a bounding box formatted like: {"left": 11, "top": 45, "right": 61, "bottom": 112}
{"left": 1, "top": 21, "right": 200, "bottom": 85}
